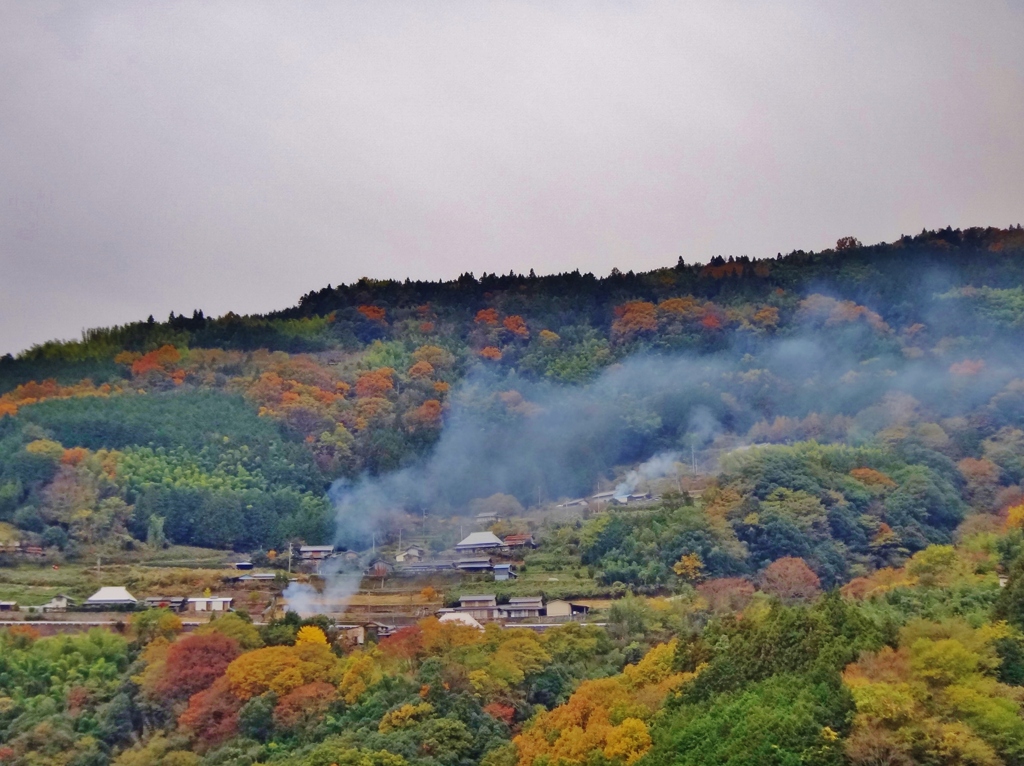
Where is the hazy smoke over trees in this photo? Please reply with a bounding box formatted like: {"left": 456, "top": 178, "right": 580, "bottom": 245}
{"left": 327, "top": 303, "right": 1024, "bottom": 547}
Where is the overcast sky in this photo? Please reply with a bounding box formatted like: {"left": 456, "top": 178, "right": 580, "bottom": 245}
{"left": 1, "top": 1, "right": 1023, "bottom": 355}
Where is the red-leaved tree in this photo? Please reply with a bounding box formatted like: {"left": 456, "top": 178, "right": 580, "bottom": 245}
{"left": 178, "top": 676, "right": 242, "bottom": 746}
{"left": 696, "top": 577, "right": 755, "bottom": 614}
{"left": 760, "top": 557, "right": 821, "bottom": 604}
{"left": 273, "top": 682, "right": 338, "bottom": 731}
{"left": 157, "top": 633, "right": 241, "bottom": 702}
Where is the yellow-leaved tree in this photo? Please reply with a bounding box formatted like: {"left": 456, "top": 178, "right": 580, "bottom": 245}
{"left": 513, "top": 640, "right": 693, "bottom": 766}
{"left": 295, "top": 625, "right": 329, "bottom": 646}
{"left": 223, "top": 642, "right": 340, "bottom": 700}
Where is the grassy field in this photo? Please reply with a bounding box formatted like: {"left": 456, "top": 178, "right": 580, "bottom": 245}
{"left": 0, "top": 563, "right": 237, "bottom": 605}
{"left": 0, "top": 544, "right": 243, "bottom": 606}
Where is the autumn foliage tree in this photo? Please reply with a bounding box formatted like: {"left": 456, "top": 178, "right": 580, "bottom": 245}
{"left": 379, "top": 625, "right": 424, "bottom": 669}
{"left": 178, "top": 676, "right": 242, "bottom": 747}
{"left": 131, "top": 608, "right": 183, "bottom": 646}
{"left": 295, "top": 625, "right": 329, "bottom": 646}
{"left": 842, "top": 619, "right": 1024, "bottom": 765}
{"left": 672, "top": 553, "right": 705, "bottom": 583}
{"left": 958, "top": 457, "right": 1001, "bottom": 511}
{"left": 479, "top": 347, "right": 502, "bottom": 361}
{"left": 355, "top": 368, "right": 395, "bottom": 398}
{"left": 406, "top": 400, "right": 442, "bottom": 430}
{"left": 612, "top": 302, "right": 657, "bottom": 341}
{"left": 760, "top": 557, "right": 821, "bottom": 604}
{"left": 154, "top": 633, "right": 242, "bottom": 702}
{"left": 129, "top": 345, "right": 182, "bottom": 377}
{"left": 514, "top": 641, "right": 691, "bottom": 766}
{"left": 475, "top": 309, "right": 500, "bottom": 326}
{"left": 502, "top": 315, "right": 529, "bottom": 339}
{"left": 696, "top": 578, "right": 755, "bottom": 614}
{"left": 273, "top": 681, "right": 338, "bottom": 731}
{"left": 413, "top": 344, "right": 453, "bottom": 368}
{"left": 408, "top": 360, "right": 434, "bottom": 379}
{"left": 224, "top": 642, "right": 341, "bottom": 701}
{"left": 357, "top": 305, "right": 387, "bottom": 323}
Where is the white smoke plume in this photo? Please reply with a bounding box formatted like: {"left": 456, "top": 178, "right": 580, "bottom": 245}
{"left": 280, "top": 556, "right": 363, "bottom": 617}
{"left": 613, "top": 451, "right": 680, "bottom": 501}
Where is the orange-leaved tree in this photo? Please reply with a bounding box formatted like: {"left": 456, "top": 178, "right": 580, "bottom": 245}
{"left": 611, "top": 302, "right": 657, "bottom": 341}
{"left": 475, "top": 308, "right": 499, "bottom": 326}
{"left": 357, "top": 305, "right": 387, "bottom": 323}
{"left": 406, "top": 400, "right": 443, "bottom": 430}
{"left": 355, "top": 368, "right": 395, "bottom": 398}
{"left": 503, "top": 315, "right": 529, "bottom": 339}
{"left": 408, "top": 360, "right": 435, "bottom": 379}
{"left": 479, "top": 347, "right": 502, "bottom": 361}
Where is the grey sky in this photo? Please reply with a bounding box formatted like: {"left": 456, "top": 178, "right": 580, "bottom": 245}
{"left": 1, "top": 1, "right": 1022, "bottom": 356}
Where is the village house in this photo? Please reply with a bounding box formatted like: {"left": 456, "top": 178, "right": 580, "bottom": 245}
{"left": 457, "top": 594, "right": 500, "bottom": 621}
{"left": 0, "top": 601, "right": 18, "bottom": 612}
{"left": 233, "top": 561, "right": 254, "bottom": 570}
{"left": 503, "top": 534, "right": 536, "bottom": 548}
{"left": 400, "top": 560, "right": 456, "bottom": 575}
{"left": 503, "top": 596, "right": 544, "bottom": 619}
{"left": 0, "top": 542, "right": 44, "bottom": 557}
{"left": 395, "top": 546, "right": 426, "bottom": 563}
{"left": 298, "top": 545, "right": 336, "bottom": 561}
{"left": 187, "top": 596, "right": 234, "bottom": 612}
{"left": 439, "top": 611, "right": 485, "bottom": 630}
{"left": 611, "top": 492, "right": 653, "bottom": 506}
{"left": 455, "top": 531, "right": 504, "bottom": 553}
{"left": 545, "top": 599, "right": 591, "bottom": 619}
{"left": 335, "top": 624, "right": 367, "bottom": 645}
{"left": 493, "top": 564, "right": 517, "bottom": 581}
{"left": 365, "top": 621, "right": 397, "bottom": 640}
{"left": 366, "top": 558, "right": 394, "bottom": 578}
{"left": 41, "top": 594, "right": 74, "bottom": 613}
{"left": 474, "top": 511, "right": 500, "bottom": 526}
{"left": 145, "top": 596, "right": 187, "bottom": 612}
{"left": 85, "top": 587, "right": 137, "bottom": 609}
{"left": 455, "top": 557, "right": 493, "bottom": 573}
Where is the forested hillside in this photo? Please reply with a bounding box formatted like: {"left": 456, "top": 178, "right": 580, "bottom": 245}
{"left": 4, "top": 226, "right": 1024, "bottom": 553}
{"left": 9, "top": 226, "right": 1024, "bottom": 765}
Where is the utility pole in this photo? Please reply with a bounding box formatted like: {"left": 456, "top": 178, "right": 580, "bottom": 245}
{"left": 692, "top": 446, "right": 697, "bottom": 476}
{"left": 96, "top": 556, "right": 101, "bottom": 578}
{"left": 398, "top": 528, "right": 403, "bottom": 552}
{"left": 287, "top": 542, "right": 293, "bottom": 573}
